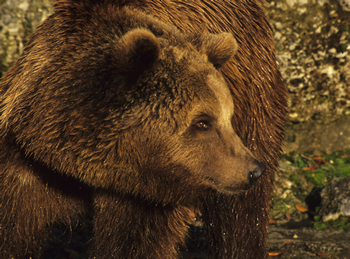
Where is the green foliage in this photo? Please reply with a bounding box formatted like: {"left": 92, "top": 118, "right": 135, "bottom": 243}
{"left": 270, "top": 196, "right": 290, "bottom": 220}
{"left": 334, "top": 164, "right": 350, "bottom": 177}
{"left": 314, "top": 217, "right": 350, "bottom": 231}
{"left": 314, "top": 215, "right": 321, "bottom": 222}
{"left": 313, "top": 222, "right": 328, "bottom": 230}
{"left": 289, "top": 175, "right": 301, "bottom": 188}
{"left": 327, "top": 149, "right": 350, "bottom": 163}
{"left": 295, "top": 155, "right": 308, "bottom": 169}
{"left": 304, "top": 169, "right": 327, "bottom": 188}
{"left": 281, "top": 149, "right": 350, "bottom": 188}
{"left": 340, "top": 43, "right": 347, "bottom": 51}
{"left": 307, "top": 162, "right": 350, "bottom": 188}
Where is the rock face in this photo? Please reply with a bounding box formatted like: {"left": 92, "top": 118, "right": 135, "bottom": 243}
{"left": 320, "top": 177, "right": 350, "bottom": 221}
{"left": 0, "top": 0, "right": 52, "bottom": 77}
{"left": 263, "top": 0, "right": 350, "bottom": 154}
{"left": 265, "top": 0, "right": 350, "bottom": 123}
{"left": 339, "top": 0, "right": 350, "bottom": 11}
{"left": 284, "top": 117, "right": 350, "bottom": 155}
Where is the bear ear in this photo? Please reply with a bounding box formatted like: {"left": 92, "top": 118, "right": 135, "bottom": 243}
{"left": 114, "top": 28, "right": 161, "bottom": 84}
{"left": 190, "top": 32, "right": 237, "bottom": 69}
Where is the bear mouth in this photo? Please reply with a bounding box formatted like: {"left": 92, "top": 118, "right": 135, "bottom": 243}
{"left": 203, "top": 176, "right": 251, "bottom": 194}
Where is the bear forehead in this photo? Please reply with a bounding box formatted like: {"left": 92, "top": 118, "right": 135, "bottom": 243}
{"left": 206, "top": 73, "right": 234, "bottom": 125}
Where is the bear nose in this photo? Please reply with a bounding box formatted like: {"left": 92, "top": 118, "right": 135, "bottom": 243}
{"left": 248, "top": 160, "right": 266, "bottom": 185}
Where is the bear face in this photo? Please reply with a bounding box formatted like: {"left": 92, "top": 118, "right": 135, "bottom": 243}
{"left": 0, "top": 6, "right": 265, "bottom": 205}
{"left": 115, "top": 55, "right": 265, "bottom": 202}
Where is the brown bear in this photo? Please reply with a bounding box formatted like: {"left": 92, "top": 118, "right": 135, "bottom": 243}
{"left": 0, "top": 0, "right": 287, "bottom": 259}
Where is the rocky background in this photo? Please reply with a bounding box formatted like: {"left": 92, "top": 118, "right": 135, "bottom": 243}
{"left": 0, "top": 0, "right": 52, "bottom": 76}
{"left": 264, "top": 0, "right": 350, "bottom": 155}
{"left": 1, "top": 0, "right": 350, "bottom": 258}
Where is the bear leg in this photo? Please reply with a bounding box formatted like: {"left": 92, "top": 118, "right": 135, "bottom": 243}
{"left": 91, "top": 191, "right": 192, "bottom": 259}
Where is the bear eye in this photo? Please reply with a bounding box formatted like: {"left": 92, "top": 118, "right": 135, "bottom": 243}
{"left": 195, "top": 121, "right": 210, "bottom": 131}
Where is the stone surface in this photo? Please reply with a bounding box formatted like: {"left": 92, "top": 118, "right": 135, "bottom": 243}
{"left": 265, "top": 0, "right": 350, "bottom": 124}
{"left": 284, "top": 117, "right": 350, "bottom": 155}
{"left": 263, "top": 0, "right": 350, "bottom": 154}
{"left": 320, "top": 177, "right": 350, "bottom": 221}
{"left": 268, "top": 222, "right": 350, "bottom": 258}
{"left": 0, "top": 0, "right": 52, "bottom": 77}
{"left": 339, "top": 0, "right": 350, "bottom": 11}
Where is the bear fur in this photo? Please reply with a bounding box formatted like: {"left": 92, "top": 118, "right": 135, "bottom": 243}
{"left": 0, "top": 0, "right": 287, "bottom": 258}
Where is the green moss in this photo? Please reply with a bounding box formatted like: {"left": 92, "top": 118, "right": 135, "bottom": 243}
{"left": 327, "top": 149, "right": 350, "bottom": 163}
{"left": 314, "top": 215, "right": 321, "bottom": 222}
{"left": 313, "top": 217, "right": 350, "bottom": 231}
{"left": 334, "top": 164, "right": 350, "bottom": 177}
{"left": 340, "top": 43, "right": 347, "bottom": 51}
{"left": 289, "top": 175, "right": 301, "bottom": 188}
{"left": 304, "top": 169, "right": 327, "bottom": 188}
{"left": 295, "top": 155, "right": 308, "bottom": 169}
{"left": 333, "top": 218, "right": 350, "bottom": 231}
{"left": 282, "top": 150, "right": 350, "bottom": 188}
{"left": 314, "top": 222, "right": 328, "bottom": 230}
{"left": 270, "top": 196, "right": 290, "bottom": 220}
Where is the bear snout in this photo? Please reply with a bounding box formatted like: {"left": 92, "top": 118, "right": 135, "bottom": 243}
{"left": 248, "top": 160, "right": 266, "bottom": 185}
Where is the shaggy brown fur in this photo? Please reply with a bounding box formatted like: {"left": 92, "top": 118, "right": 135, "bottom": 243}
{"left": 0, "top": 0, "right": 287, "bottom": 258}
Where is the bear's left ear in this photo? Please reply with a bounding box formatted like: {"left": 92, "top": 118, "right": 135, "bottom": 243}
{"left": 189, "top": 32, "right": 237, "bottom": 69}
{"left": 114, "top": 28, "right": 161, "bottom": 84}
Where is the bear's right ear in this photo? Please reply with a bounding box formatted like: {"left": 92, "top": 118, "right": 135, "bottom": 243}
{"left": 114, "top": 28, "right": 161, "bottom": 84}
{"left": 189, "top": 32, "right": 237, "bottom": 69}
